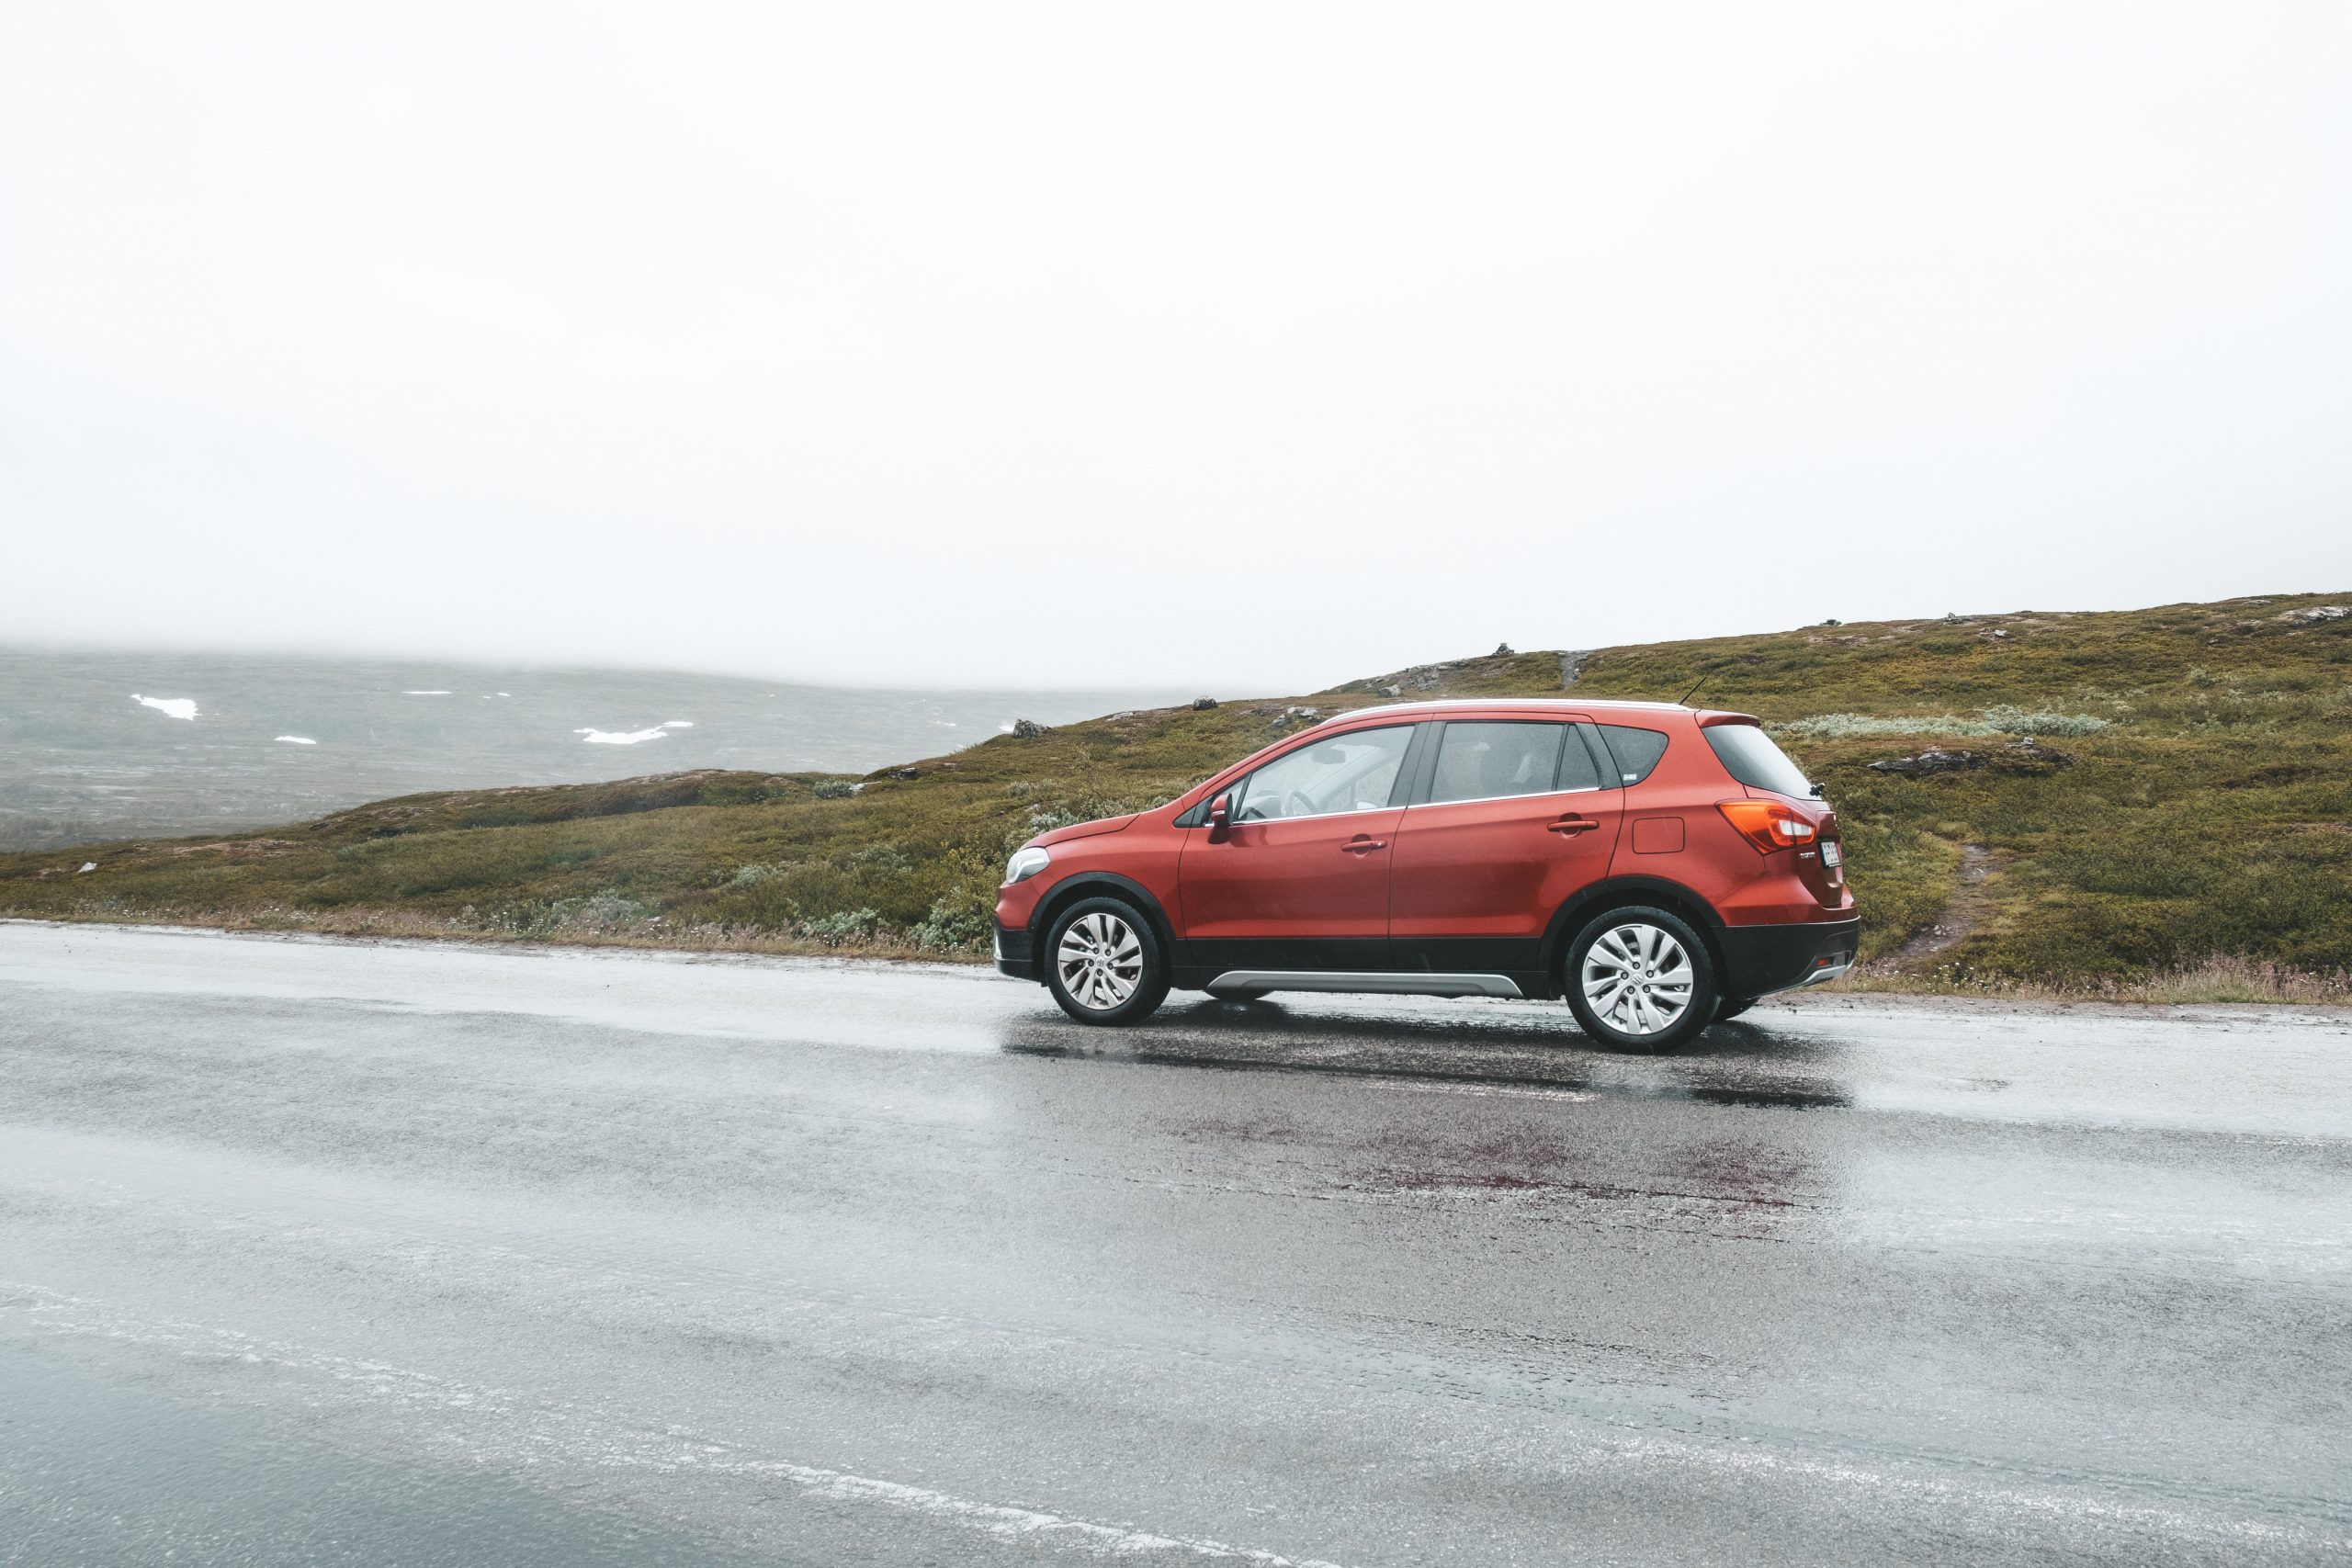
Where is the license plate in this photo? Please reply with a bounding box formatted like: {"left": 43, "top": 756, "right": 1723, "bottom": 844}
{"left": 1821, "top": 840, "right": 1843, "bottom": 867}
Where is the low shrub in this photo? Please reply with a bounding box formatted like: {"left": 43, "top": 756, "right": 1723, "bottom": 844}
{"left": 1780, "top": 714, "right": 1994, "bottom": 739}
{"left": 1781, "top": 707, "right": 2111, "bottom": 739}
{"left": 1980, "top": 705, "right": 2111, "bottom": 737}
{"left": 910, "top": 893, "right": 994, "bottom": 952}
{"left": 799, "top": 907, "right": 884, "bottom": 945}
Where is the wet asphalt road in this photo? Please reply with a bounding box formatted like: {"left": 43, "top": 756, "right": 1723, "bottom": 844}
{"left": 1, "top": 922, "right": 2346, "bottom": 1567}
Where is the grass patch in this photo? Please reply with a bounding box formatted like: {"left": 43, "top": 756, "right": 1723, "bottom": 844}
{"left": 7, "top": 592, "right": 2350, "bottom": 998}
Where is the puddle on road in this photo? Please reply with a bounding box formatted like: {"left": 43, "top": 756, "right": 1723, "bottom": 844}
{"left": 1000, "top": 1034, "right": 1852, "bottom": 1115}
{"left": 995, "top": 993, "right": 2352, "bottom": 1139}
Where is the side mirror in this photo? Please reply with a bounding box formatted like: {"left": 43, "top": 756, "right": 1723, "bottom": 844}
{"left": 1206, "top": 793, "right": 1233, "bottom": 833}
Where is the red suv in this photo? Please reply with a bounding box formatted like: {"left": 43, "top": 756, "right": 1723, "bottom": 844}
{"left": 993, "top": 701, "right": 1857, "bottom": 1052}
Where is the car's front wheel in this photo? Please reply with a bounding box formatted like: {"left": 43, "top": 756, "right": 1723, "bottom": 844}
{"left": 1044, "top": 897, "right": 1170, "bottom": 1026}
{"left": 1564, "top": 905, "right": 1719, "bottom": 1053}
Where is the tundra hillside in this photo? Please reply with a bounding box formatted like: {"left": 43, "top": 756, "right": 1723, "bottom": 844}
{"left": 6, "top": 592, "right": 2348, "bottom": 1000}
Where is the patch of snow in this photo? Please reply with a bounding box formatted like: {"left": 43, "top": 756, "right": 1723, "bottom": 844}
{"left": 78, "top": 862, "right": 96, "bottom": 874}
{"left": 401, "top": 690, "right": 453, "bottom": 696}
{"left": 998, "top": 723, "right": 1015, "bottom": 733}
{"left": 131, "top": 694, "right": 198, "bottom": 721}
{"left": 575, "top": 727, "right": 670, "bottom": 745}
{"left": 275, "top": 736, "right": 317, "bottom": 745}
{"left": 661, "top": 720, "right": 695, "bottom": 728}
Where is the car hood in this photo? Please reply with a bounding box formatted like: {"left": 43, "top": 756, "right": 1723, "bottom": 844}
{"left": 1030, "top": 814, "right": 1137, "bottom": 847}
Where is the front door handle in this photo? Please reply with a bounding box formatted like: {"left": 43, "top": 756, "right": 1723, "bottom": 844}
{"left": 1547, "top": 816, "right": 1599, "bottom": 836}
{"left": 1340, "top": 836, "right": 1387, "bottom": 853}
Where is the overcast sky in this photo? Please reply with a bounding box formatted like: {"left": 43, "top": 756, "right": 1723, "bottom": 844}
{"left": 4, "top": 2, "right": 2348, "bottom": 693}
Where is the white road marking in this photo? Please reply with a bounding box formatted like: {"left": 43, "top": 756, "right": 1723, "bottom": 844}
{"left": 10, "top": 1272, "right": 2332, "bottom": 1557}
{"left": 3, "top": 1281, "right": 1359, "bottom": 1568}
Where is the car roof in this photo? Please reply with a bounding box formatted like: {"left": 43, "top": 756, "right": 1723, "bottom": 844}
{"left": 1317, "top": 697, "right": 1711, "bottom": 722}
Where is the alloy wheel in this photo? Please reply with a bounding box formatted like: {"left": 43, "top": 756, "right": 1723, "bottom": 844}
{"left": 1580, "top": 921, "right": 1695, "bottom": 1037}
{"left": 1056, "top": 911, "right": 1144, "bottom": 1011}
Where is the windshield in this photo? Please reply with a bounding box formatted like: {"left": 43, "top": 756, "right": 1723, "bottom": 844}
{"left": 1703, "top": 723, "right": 1814, "bottom": 797}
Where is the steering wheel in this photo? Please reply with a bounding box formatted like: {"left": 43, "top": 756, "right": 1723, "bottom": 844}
{"left": 1282, "top": 790, "right": 1317, "bottom": 820}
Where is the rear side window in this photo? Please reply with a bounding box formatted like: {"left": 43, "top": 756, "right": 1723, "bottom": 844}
{"left": 1595, "top": 724, "right": 1670, "bottom": 785}
{"left": 1703, "top": 723, "right": 1814, "bottom": 797}
{"left": 1427, "top": 722, "right": 1566, "bottom": 804}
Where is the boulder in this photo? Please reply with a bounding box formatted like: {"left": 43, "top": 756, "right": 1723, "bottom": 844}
{"left": 1191, "top": 696, "right": 1218, "bottom": 710}
{"left": 1869, "top": 748, "right": 1985, "bottom": 776}
{"left": 1011, "top": 718, "right": 1046, "bottom": 739}
{"left": 1869, "top": 739, "right": 2077, "bottom": 777}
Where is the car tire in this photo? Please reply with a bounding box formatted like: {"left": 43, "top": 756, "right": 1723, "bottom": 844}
{"left": 1564, "top": 905, "right": 1720, "bottom": 1054}
{"left": 1715, "top": 995, "right": 1759, "bottom": 1022}
{"left": 1043, "top": 897, "right": 1170, "bottom": 1026}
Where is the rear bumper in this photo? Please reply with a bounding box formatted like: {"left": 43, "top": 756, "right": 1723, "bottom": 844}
{"left": 993, "top": 920, "right": 1040, "bottom": 981}
{"left": 1716, "top": 917, "right": 1860, "bottom": 998}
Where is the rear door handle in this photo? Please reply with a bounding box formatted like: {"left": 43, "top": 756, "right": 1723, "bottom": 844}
{"left": 1341, "top": 836, "right": 1386, "bottom": 853}
{"left": 1547, "top": 816, "right": 1599, "bottom": 836}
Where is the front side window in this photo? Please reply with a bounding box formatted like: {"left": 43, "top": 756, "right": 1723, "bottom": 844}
{"left": 1426, "top": 722, "right": 1568, "bottom": 804}
{"left": 1233, "top": 726, "right": 1414, "bottom": 821}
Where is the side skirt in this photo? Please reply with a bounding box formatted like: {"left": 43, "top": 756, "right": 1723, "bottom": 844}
{"left": 1202, "top": 970, "right": 1525, "bottom": 1000}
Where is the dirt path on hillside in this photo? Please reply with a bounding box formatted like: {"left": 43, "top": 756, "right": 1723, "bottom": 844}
{"left": 1890, "top": 843, "right": 1996, "bottom": 965}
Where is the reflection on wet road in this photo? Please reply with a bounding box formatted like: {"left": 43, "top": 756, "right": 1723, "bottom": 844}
{"left": 3, "top": 922, "right": 2347, "bottom": 1566}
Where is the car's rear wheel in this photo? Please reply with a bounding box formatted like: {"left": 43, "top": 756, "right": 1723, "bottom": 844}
{"left": 1044, "top": 897, "right": 1170, "bottom": 1026}
{"left": 1564, "top": 905, "right": 1719, "bottom": 1053}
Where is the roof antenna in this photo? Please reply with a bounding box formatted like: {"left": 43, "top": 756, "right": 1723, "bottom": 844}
{"left": 1676, "top": 668, "right": 1713, "bottom": 707}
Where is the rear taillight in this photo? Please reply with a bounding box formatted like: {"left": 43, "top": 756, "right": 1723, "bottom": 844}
{"left": 1717, "top": 800, "right": 1818, "bottom": 854}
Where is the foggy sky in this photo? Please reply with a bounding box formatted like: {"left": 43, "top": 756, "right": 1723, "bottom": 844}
{"left": 5, "top": 2, "right": 2348, "bottom": 692}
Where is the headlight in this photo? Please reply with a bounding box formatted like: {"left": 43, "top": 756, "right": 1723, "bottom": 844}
{"left": 1003, "top": 845, "right": 1051, "bottom": 885}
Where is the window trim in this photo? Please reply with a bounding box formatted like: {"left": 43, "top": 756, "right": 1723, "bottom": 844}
{"left": 1175, "top": 716, "right": 1637, "bottom": 827}
{"left": 1236, "top": 801, "right": 1408, "bottom": 823}
{"left": 1401, "top": 782, "right": 1611, "bottom": 812}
